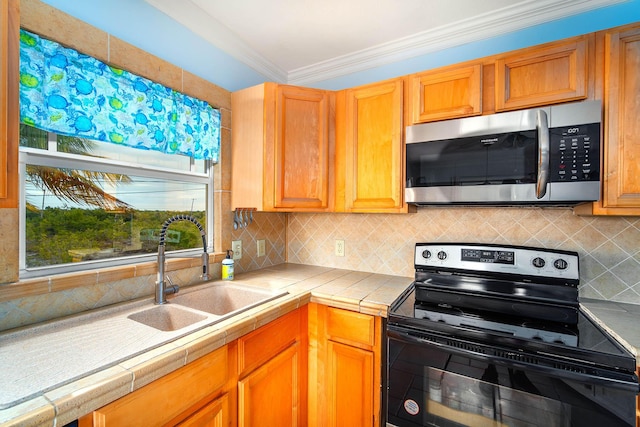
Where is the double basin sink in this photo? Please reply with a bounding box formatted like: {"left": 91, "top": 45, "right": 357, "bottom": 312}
{"left": 127, "top": 282, "right": 288, "bottom": 332}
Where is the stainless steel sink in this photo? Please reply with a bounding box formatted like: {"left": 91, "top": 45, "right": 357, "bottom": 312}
{"left": 127, "top": 305, "right": 208, "bottom": 331}
{"left": 169, "top": 283, "right": 288, "bottom": 316}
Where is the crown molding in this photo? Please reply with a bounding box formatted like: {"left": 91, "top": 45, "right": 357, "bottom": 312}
{"left": 146, "top": 0, "right": 626, "bottom": 87}
{"left": 144, "top": 0, "right": 288, "bottom": 83}
{"left": 287, "top": 0, "right": 627, "bottom": 85}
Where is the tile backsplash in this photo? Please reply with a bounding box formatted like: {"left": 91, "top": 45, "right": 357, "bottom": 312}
{"left": 287, "top": 207, "right": 640, "bottom": 304}
{"left": 2, "top": 206, "right": 639, "bottom": 331}
{"left": 230, "top": 211, "right": 287, "bottom": 272}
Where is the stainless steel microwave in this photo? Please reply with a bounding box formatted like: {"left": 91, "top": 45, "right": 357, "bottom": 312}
{"left": 405, "top": 100, "right": 602, "bottom": 205}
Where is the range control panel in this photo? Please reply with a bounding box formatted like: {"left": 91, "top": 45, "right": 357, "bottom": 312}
{"left": 415, "top": 243, "right": 580, "bottom": 281}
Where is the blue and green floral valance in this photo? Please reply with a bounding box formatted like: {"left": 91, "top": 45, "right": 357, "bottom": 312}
{"left": 18, "top": 29, "right": 220, "bottom": 161}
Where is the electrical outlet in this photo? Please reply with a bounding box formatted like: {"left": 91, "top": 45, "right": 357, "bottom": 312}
{"left": 335, "top": 239, "right": 345, "bottom": 257}
{"left": 257, "top": 239, "right": 266, "bottom": 257}
{"left": 231, "top": 240, "right": 242, "bottom": 260}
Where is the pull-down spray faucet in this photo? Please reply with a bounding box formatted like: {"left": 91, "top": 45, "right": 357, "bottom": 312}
{"left": 156, "top": 214, "right": 209, "bottom": 304}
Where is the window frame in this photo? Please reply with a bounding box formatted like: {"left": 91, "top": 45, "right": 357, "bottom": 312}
{"left": 18, "top": 135, "right": 215, "bottom": 279}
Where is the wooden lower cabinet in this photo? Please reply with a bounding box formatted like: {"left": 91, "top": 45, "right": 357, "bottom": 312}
{"left": 78, "top": 343, "right": 236, "bottom": 427}
{"left": 308, "top": 303, "right": 382, "bottom": 426}
{"left": 237, "top": 306, "right": 308, "bottom": 426}
{"left": 78, "top": 304, "right": 384, "bottom": 427}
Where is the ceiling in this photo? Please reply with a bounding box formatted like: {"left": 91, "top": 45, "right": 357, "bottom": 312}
{"left": 145, "top": 0, "right": 623, "bottom": 86}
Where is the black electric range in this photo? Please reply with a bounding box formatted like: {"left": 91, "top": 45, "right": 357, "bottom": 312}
{"left": 386, "top": 243, "right": 639, "bottom": 427}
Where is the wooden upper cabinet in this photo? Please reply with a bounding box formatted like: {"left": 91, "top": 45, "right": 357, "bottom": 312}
{"left": 273, "top": 85, "right": 334, "bottom": 210}
{"left": 575, "top": 24, "right": 640, "bottom": 216}
{"left": 336, "top": 77, "right": 407, "bottom": 213}
{"left": 602, "top": 25, "right": 640, "bottom": 210}
{"left": 231, "top": 83, "right": 334, "bottom": 212}
{"left": 409, "top": 63, "right": 482, "bottom": 123}
{"left": 0, "top": 0, "right": 19, "bottom": 207}
{"left": 495, "top": 36, "right": 589, "bottom": 111}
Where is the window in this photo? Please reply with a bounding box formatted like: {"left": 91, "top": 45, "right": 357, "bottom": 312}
{"left": 19, "top": 125, "right": 213, "bottom": 277}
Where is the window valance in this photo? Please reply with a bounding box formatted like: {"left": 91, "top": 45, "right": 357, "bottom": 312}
{"left": 19, "top": 29, "right": 220, "bottom": 161}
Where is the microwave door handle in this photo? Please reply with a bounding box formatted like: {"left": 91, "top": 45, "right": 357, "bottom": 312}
{"left": 536, "top": 110, "right": 550, "bottom": 199}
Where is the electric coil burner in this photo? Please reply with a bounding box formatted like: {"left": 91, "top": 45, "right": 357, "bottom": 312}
{"left": 386, "top": 243, "right": 639, "bottom": 427}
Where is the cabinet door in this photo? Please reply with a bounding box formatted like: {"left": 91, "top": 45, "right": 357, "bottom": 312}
{"left": 410, "top": 64, "right": 482, "bottom": 123}
{"left": 238, "top": 343, "right": 301, "bottom": 426}
{"left": 177, "top": 393, "right": 229, "bottom": 427}
{"left": 308, "top": 304, "right": 381, "bottom": 427}
{"left": 602, "top": 26, "right": 640, "bottom": 209}
{"left": 327, "top": 341, "right": 374, "bottom": 426}
{"left": 495, "top": 37, "right": 589, "bottom": 111}
{"left": 270, "top": 85, "right": 334, "bottom": 210}
{"left": 339, "top": 78, "right": 406, "bottom": 212}
{"left": 0, "top": 0, "right": 18, "bottom": 206}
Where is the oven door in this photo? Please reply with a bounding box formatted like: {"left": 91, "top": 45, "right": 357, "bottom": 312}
{"left": 386, "top": 325, "right": 638, "bottom": 427}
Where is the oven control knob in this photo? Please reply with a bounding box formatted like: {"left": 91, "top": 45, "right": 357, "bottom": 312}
{"left": 422, "top": 250, "right": 432, "bottom": 260}
{"left": 532, "top": 257, "right": 546, "bottom": 268}
{"left": 554, "top": 259, "right": 568, "bottom": 270}
{"left": 437, "top": 251, "right": 447, "bottom": 261}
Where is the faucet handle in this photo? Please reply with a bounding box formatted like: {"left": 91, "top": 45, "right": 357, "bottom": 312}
{"left": 165, "top": 275, "right": 179, "bottom": 296}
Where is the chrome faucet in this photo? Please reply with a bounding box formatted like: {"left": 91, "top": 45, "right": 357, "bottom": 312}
{"left": 156, "top": 214, "right": 209, "bottom": 304}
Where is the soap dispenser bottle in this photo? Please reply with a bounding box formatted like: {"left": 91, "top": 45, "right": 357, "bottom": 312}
{"left": 222, "top": 249, "right": 234, "bottom": 280}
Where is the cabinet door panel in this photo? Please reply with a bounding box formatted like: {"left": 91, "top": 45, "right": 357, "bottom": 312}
{"left": 177, "top": 393, "right": 229, "bottom": 427}
{"left": 342, "top": 78, "right": 405, "bottom": 212}
{"left": 327, "top": 340, "right": 374, "bottom": 426}
{"left": 410, "top": 64, "right": 482, "bottom": 123}
{"left": 274, "top": 86, "right": 333, "bottom": 209}
{"left": 238, "top": 343, "right": 300, "bottom": 426}
{"left": 495, "top": 38, "right": 588, "bottom": 111}
{"left": 603, "top": 27, "right": 640, "bottom": 208}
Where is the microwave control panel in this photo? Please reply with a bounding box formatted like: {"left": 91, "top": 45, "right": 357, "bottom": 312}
{"left": 549, "top": 123, "right": 600, "bottom": 182}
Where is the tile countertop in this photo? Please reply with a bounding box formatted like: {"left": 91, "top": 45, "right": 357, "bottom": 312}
{"left": 580, "top": 297, "right": 640, "bottom": 358}
{"left": 1, "top": 264, "right": 638, "bottom": 427}
{"left": 0, "top": 263, "right": 412, "bottom": 427}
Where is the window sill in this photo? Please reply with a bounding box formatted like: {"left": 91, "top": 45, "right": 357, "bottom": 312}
{"left": 0, "top": 251, "right": 226, "bottom": 302}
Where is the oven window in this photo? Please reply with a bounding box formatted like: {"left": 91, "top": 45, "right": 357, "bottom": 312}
{"left": 406, "top": 131, "right": 537, "bottom": 187}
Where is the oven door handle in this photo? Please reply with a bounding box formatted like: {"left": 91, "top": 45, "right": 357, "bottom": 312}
{"left": 387, "top": 327, "right": 640, "bottom": 394}
{"left": 536, "top": 109, "right": 550, "bottom": 199}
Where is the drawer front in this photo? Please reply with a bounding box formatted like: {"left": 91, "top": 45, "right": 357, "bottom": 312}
{"left": 90, "top": 345, "right": 228, "bottom": 427}
{"left": 238, "top": 308, "right": 301, "bottom": 376}
{"left": 326, "top": 307, "right": 375, "bottom": 349}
